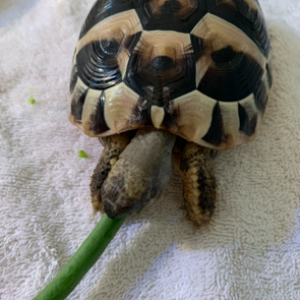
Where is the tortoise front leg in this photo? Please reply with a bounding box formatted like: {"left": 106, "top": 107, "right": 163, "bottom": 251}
{"left": 173, "top": 142, "right": 217, "bottom": 226}
{"left": 90, "top": 132, "right": 133, "bottom": 213}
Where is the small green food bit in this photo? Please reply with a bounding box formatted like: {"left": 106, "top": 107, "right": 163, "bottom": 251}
{"left": 78, "top": 150, "right": 88, "bottom": 158}
{"left": 28, "top": 96, "right": 36, "bottom": 104}
{"left": 29, "top": 87, "right": 36, "bottom": 91}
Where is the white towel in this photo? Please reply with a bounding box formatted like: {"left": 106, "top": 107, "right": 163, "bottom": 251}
{"left": 1, "top": 0, "right": 300, "bottom": 299}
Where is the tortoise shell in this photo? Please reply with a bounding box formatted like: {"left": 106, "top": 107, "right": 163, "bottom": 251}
{"left": 69, "top": 0, "right": 272, "bottom": 150}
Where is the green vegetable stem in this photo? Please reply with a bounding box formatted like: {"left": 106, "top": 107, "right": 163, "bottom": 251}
{"left": 33, "top": 214, "right": 126, "bottom": 300}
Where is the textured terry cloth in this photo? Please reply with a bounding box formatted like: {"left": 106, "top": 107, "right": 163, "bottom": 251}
{"left": 1, "top": 0, "right": 300, "bottom": 299}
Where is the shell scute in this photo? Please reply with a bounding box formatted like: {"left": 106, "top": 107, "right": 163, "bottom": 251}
{"left": 76, "top": 40, "right": 122, "bottom": 90}
{"left": 124, "top": 31, "right": 196, "bottom": 106}
{"left": 134, "top": 0, "right": 204, "bottom": 32}
{"left": 198, "top": 46, "right": 265, "bottom": 102}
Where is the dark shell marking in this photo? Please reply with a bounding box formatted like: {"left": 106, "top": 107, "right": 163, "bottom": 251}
{"left": 76, "top": 40, "right": 122, "bottom": 90}
{"left": 202, "top": 102, "right": 223, "bottom": 146}
{"left": 70, "top": 0, "right": 272, "bottom": 150}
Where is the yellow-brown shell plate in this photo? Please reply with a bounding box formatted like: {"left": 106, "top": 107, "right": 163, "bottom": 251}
{"left": 69, "top": 0, "right": 272, "bottom": 150}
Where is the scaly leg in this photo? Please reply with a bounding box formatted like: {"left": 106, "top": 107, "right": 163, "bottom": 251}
{"left": 173, "top": 142, "right": 217, "bottom": 226}
{"left": 90, "top": 132, "right": 133, "bottom": 213}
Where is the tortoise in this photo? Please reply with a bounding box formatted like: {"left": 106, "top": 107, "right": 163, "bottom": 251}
{"left": 69, "top": 0, "right": 272, "bottom": 226}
